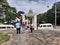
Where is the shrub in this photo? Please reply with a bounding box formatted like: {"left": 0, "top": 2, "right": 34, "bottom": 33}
{"left": 0, "top": 33, "right": 10, "bottom": 44}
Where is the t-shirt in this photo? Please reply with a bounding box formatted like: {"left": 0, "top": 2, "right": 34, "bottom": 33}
{"left": 22, "top": 24, "right": 26, "bottom": 28}
{"left": 15, "top": 23, "right": 20, "bottom": 28}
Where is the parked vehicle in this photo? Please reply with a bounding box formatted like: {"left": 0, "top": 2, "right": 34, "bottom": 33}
{"left": 38, "top": 23, "right": 53, "bottom": 30}
{"left": 0, "top": 25, "right": 16, "bottom": 30}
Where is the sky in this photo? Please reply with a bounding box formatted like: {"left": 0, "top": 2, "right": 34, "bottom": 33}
{"left": 7, "top": 0, "right": 60, "bottom": 14}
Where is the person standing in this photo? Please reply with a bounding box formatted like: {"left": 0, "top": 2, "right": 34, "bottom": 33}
{"left": 15, "top": 21, "right": 21, "bottom": 34}
{"left": 30, "top": 24, "right": 34, "bottom": 33}
{"left": 21, "top": 22, "right": 26, "bottom": 33}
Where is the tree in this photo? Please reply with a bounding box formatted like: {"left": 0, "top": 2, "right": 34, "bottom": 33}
{"left": 17, "top": 11, "right": 25, "bottom": 24}
{"left": 18, "top": 11, "right": 25, "bottom": 18}
{"left": 0, "top": 0, "right": 17, "bottom": 23}
{"left": 46, "top": 2, "right": 60, "bottom": 25}
{"left": 46, "top": 9, "right": 55, "bottom": 24}
{"left": 37, "top": 13, "right": 47, "bottom": 24}
{"left": 37, "top": 2, "right": 60, "bottom": 25}
{"left": 5, "top": 7, "right": 17, "bottom": 23}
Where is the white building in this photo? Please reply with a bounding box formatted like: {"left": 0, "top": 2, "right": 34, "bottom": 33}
{"left": 21, "top": 9, "right": 38, "bottom": 30}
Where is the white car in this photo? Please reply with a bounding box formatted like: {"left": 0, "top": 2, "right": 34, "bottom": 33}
{"left": 0, "top": 24, "right": 16, "bottom": 30}
{"left": 38, "top": 23, "right": 53, "bottom": 30}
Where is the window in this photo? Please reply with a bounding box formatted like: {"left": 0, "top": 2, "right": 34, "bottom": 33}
{"left": 47, "top": 25, "right": 51, "bottom": 27}
{"left": 7, "top": 27, "right": 10, "bottom": 28}
{"left": 40, "top": 25, "right": 42, "bottom": 27}
{"left": 7, "top": 27, "right": 14, "bottom": 29}
{"left": 11, "top": 27, "right": 14, "bottom": 28}
{"left": 0, "top": 27, "right": 6, "bottom": 29}
{"left": 43, "top": 25, "right": 46, "bottom": 27}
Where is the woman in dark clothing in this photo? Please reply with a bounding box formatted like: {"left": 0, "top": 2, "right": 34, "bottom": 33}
{"left": 30, "top": 24, "right": 34, "bottom": 33}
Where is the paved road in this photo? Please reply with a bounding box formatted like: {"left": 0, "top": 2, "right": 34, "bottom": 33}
{"left": 1, "top": 30, "right": 60, "bottom": 45}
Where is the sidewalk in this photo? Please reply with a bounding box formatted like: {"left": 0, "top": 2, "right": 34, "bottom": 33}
{"left": 53, "top": 26, "right": 60, "bottom": 31}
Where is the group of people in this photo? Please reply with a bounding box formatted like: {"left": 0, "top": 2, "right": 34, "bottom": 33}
{"left": 15, "top": 21, "right": 34, "bottom": 34}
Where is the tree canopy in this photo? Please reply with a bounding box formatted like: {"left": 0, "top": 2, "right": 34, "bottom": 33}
{"left": 37, "top": 2, "right": 60, "bottom": 25}
{"left": 0, "top": 0, "right": 17, "bottom": 23}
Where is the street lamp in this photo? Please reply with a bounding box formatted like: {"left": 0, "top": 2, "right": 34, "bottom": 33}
{"left": 54, "top": 1, "right": 60, "bottom": 29}
{"left": 45, "top": 0, "right": 57, "bottom": 29}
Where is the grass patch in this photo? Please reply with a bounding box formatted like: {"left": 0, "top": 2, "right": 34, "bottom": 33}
{"left": 0, "top": 33, "right": 10, "bottom": 44}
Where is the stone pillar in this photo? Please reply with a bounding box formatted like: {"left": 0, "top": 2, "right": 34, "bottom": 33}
{"left": 34, "top": 15, "right": 37, "bottom": 30}
{"left": 32, "top": 17, "right": 34, "bottom": 24}
{"left": 25, "top": 19, "right": 29, "bottom": 25}
{"left": 21, "top": 14, "right": 25, "bottom": 23}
